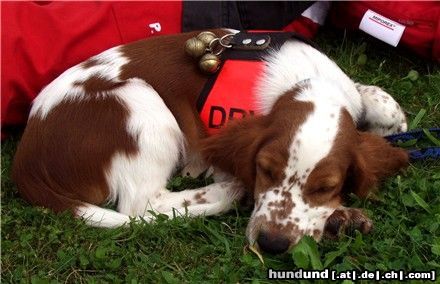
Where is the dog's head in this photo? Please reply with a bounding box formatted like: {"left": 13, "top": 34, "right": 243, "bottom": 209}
{"left": 201, "top": 79, "right": 408, "bottom": 254}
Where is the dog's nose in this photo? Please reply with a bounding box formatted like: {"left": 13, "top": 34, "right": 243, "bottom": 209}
{"left": 257, "top": 231, "right": 290, "bottom": 254}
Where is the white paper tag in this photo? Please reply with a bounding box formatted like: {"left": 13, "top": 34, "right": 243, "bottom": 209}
{"left": 359, "top": 10, "right": 406, "bottom": 47}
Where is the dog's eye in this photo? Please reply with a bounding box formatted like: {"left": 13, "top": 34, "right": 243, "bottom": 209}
{"left": 309, "top": 175, "right": 341, "bottom": 194}
{"left": 319, "top": 186, "right": 334, "bottom": 193}
{"left": 311, "top": 186, "right": 334, "bottom": 195}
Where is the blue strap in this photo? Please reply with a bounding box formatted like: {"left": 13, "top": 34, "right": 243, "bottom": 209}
{"left": 409, "top": 147, "right": 440, "bottom": 160}
{"left": 384, "top": 127, "right": 440, "bottom": 143}
{"left": 385, "top": 128, "right": 440, "bottom": 161}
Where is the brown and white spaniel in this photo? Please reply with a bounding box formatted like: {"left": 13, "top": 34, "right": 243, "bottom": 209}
{"left": 12, "top": 30, "right": 408, "bottom": 254}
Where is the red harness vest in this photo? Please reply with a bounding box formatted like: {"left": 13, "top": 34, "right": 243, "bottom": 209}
{"left": 197, "top": 32, "right": 315, "bottom": 134}
{"left": 199, "top": 59, "right": 264, "bottom": 134}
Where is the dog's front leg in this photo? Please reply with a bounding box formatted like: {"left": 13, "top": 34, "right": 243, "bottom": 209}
{"left": 169, "top": 101, "right": 211, "bottom": 178}
{"left": 151, "top": 179, "right": 245, "bottom": 218}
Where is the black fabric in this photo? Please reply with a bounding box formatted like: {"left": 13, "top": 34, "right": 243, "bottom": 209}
{"left": 182, "top": 1, "right": 314, "bottom": 32}
{"left": 196, "top": 31, "right": 317, "bottom": 112}
{"left": 227, "top": 31, "right": 320, "bottom": 59}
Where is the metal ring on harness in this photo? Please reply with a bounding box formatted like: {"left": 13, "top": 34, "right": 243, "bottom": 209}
{"left": 208, "top": 34, "right": 234, "bottom": 56}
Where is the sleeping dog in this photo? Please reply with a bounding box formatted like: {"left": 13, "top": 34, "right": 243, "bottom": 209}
{"left": 13, "top": 30, "right": 408, "bottom": 254}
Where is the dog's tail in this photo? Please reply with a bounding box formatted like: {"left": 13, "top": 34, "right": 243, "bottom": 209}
{"left": 13, "top": 170, "right": 133, "bottom": 228}
{"left": 16, "top": 180, "right": 134, "bottom": 228}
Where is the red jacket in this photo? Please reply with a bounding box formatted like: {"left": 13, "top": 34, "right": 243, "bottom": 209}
{"left": 1, "top": 1, "right": 182, "bottom": 138}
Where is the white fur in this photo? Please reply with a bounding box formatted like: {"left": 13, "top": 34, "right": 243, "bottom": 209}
{"left": 30, "top": 46, "right": 128, "bottom": 119}
{"left": 291, "top": 80, "right": 343, "bottom": 180}
{"left": 104, "top": 78, "right": 185, "bottom": 215}
{"left": 76, "top": 203, "right": 133, "bottom": 228}
{"left": 256, "top": 41, "right": 363, "bottom": 122}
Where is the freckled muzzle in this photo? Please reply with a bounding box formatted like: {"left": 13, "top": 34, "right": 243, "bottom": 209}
{"left": 246, "top": 190, "right": 335, "bottom": 254}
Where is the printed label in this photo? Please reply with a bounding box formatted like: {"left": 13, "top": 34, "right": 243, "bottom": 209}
{"left": 359, "top": 10, "right": 406, "bottom": 47}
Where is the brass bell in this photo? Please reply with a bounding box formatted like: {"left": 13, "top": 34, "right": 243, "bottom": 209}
{"left": 184, "top": 37, "right": 206, "bottom": 58}
{"left": 197, "top": 31, "right": 216, "bottom": 46}
{"left": 199, "top": 53, "right": 221, "bottom": 73}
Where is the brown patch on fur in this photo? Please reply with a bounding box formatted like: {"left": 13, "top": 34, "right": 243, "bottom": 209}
{"left": 12, "top": 96, "right": 138, "bottom": 212}
{"left": 201, "top": 115, "right": 268, "bottom": 191}
{"left": 75, "top": 76, "right": 126, "bottom": 94}
{"left": 268, "top": 191, "right": 294, "bottom": 221}
{"left": 81, "top": 58, "right": 100, "bottom": 69}
{"left": 288, "top": 175, "right": 298, "bottom": 185}
{"left": 348, "top": 131, "right": 409, "bottom": 198}
{"left": 194, "top": 191, "right": 207, "bottom": 204}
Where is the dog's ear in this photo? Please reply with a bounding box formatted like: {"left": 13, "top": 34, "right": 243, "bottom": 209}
{"left": 345, "top": 131, "right": 409, "bottom": 198}
{"left": 200, "top": 116, "right": 267, "bottom": 190}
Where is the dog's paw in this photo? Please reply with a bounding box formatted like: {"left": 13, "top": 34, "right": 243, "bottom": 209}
{"left": 356, "top": 84, "right": 407, "bottom": 136}
{"left": 324, "top": 207, "right": 373, "bottom": 239}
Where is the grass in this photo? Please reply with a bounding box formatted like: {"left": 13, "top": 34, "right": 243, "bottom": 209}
{"left": 2, "top": 27, "right": 440, "bottom": 283}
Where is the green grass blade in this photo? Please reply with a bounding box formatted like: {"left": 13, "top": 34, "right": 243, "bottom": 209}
{"left": 305, "top": 237, "right": 323, "bottom": 270}
{"left": 396, "top": 138, "right": 418, "bottom": 148}
{"left": 410, "top": 190, "right": 432, "bottom": 214}
{"left": 422, "top": 128, "right": 440, "bottom": 146}
{"left": 409, "top": 109, "right": 426, "bottom": 130}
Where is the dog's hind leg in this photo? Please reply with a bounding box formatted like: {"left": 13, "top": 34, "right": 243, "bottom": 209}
{"left": 355, "top": 83, "right": 407, "bottom": 136}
